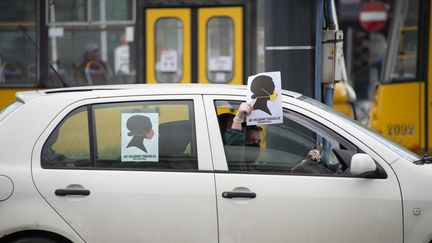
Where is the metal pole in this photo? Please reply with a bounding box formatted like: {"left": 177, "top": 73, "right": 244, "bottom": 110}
{"left": 100, "top": 0, "right": 108, "bottom": 62}
{"left": 323, "top": 0, "right": 337, "bottom": 107}
{"left": 315, "top": 0, "right": 324, "bottom": 156}
{"left": 49, "top": 4, "right": 58, "bottom": 70}
{"left": 314, "top": 0, "right": 324, "bottom": 101}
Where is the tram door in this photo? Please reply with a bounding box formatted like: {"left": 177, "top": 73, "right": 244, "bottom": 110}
{"left": 145, "top": 7, "right": 243, "bottom": 84}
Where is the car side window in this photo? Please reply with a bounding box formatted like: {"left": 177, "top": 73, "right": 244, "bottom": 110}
{"left": 42, "top": 100, "right": 197, "bottom": 170}
{"left": 215, "top": 100, "right": 357, "bottom": 175}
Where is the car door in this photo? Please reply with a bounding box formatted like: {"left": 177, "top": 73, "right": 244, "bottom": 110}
{"left": 204, "top": 95, "right": 403, "bottom": 243}
{"left": 32, "top": 95, "right": 217, "bottom": 243}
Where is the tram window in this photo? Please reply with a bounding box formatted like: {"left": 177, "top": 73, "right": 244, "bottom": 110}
{"left": 0, "top": 0, "right": 35, "bottom": 22}
{"left": 48, "top": 0, "right": 87, "bottom": 23}
{"left": 47, "top": 28, "right": 135, "bottom": 87}
{"left": 92, "top": 0, "right": 134, "bottom": 21}
{"left": 46, "top": 0, "right": 136, "bottom": 87}
{"left": 207, "top": 17, "right": 234, "bottom": 83}
{"left": 155, "top": 18, "right": 183, "bottom": 83}
{"left": 49, "top": 0, "right": 134, "bottom": 23}
{"left": 389, "top": 0, "right": 419, "bottom": 80}
{"left": 0, "top": 0, "right": 36, "bottom": 86}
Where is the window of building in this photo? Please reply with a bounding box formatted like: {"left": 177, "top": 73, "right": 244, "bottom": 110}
{"left": 207, "top": 17, "right": 234, "bottom": 83}
{"left": 215, "top": 100, "right": 359, "bottom": 175}
{"left": 42, "top": 100, "right": 197, "bottom": 170}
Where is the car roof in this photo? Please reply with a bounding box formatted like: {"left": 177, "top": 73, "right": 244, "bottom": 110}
{"left": 15, "top": 84, "right": 302, "bottom": 103}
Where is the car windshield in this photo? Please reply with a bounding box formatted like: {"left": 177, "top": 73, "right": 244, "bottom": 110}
{"left": 0, "top": 101, "right": 23, "bottom": 123}
{"left": 298, "top": 96, "right": 420, "bottom": 162}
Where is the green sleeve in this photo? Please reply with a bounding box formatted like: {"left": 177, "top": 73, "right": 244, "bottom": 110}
{"left": 223, "top": 129, "right": 245, "bottom": 146}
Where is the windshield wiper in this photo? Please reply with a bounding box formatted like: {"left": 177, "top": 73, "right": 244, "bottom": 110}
{"left": 414, "top": 156, "right": 432, "bottom": 165}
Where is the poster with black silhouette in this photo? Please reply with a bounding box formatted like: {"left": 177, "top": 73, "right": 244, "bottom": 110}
{"left": 121, "top": 113, "right": 159, "bottom": 162}
{"left": 246, "top": 71, "right": 283, "bottom": 125}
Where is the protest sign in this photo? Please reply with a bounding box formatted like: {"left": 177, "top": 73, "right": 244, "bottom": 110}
{"left": 246, "top": 71, "right": 283, "bottom": 125}
{"left": 121, "top": 113, "right": 159, "bottom": 162}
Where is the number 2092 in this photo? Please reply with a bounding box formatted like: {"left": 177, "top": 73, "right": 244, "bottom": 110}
{"left": 387, "top": 124, "right": 415, "bottom": 136}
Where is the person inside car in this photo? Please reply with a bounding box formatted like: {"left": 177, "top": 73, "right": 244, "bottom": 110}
{"left": 221, "top": 102, "right": 329, "bottom": 173}
{"left": 221, "top": 103, "right": 253, "bottom": 146}
{"left": 219, "top": 103, "right": 262, "bottom": 170}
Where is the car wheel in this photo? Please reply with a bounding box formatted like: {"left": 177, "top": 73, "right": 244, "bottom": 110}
{"left": 11, "top": 237, "right": 60, "bottom": 243}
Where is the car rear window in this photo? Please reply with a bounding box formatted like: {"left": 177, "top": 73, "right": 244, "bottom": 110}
{"left": 0, "top": 101, "right": 23, "bottom": 123}
{"left": 42, "top": 100, "right": 198, "bottom": 171}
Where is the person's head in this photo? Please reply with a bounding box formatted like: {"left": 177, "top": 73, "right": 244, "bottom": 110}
{"left": 245, "top": 125, "right": 263, "bottom": 146}
{"left": 126, "top": 115, "right": 154, "bottom": 139}
{"left": 83, "top": 43, "right": 101, "bottom": 61}
{"left": 120, "top": 35, "right": 128, "bottom": 45}
{"left": 244, "top": 125, "right": 263, "bottom": 163}
{"left": 250, "top": 75, "right": 276, "bottom": 101}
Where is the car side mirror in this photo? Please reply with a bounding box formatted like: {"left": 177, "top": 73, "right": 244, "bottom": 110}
{"left": 350, "top": 153, "right": 376, "bottom": 176}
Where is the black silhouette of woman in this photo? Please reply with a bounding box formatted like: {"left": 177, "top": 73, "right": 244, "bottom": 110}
{"left": 250, "top": 75, "right": 275, "bottom": 115}
{"left": 126, "top": 115, "right": 155, "bottom": 152}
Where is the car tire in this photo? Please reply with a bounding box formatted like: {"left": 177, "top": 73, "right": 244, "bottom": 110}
{"left": 11, "top": 237, "right": 60, "bottom": 243}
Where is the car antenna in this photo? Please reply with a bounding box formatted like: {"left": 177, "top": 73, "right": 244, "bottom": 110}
{"left": 19, "top": 24, "right": 68, "bottom": 87}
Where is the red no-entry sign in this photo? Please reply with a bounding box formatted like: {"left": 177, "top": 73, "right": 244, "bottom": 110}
{"left": 359, "top": 2, "right": 388, "bottom": 32}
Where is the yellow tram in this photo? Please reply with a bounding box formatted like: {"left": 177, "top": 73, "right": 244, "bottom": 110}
{"left": 369, "top": 0, "right": 431, "bottom": 154}
{"left": 0, "top": 0, "right": 354, "bottom": 119}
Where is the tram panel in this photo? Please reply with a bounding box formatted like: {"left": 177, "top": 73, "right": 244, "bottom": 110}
{"left": 198, "top": 7, "right": 243, "bottom": 85}
{"left": 146, "top": 8, "right": 191, "bottom": 84}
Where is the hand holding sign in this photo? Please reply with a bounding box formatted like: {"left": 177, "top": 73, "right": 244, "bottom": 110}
{"left": 246, "top": 71, "right": 283, "bottom": 125}
{"left": 234, "top": 103, "right": 253, "bottom": 123}
{"left": 231, "top": 103, "right": 253, "bottom": 130}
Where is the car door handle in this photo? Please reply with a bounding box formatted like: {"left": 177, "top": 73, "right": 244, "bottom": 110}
{"left": 55, "top": 188, "right": 90, "bottom": 196}
{"left": 222, "top": 191, "right": 256, "bottom": 199}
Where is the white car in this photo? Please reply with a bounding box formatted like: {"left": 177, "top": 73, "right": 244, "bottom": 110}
{"left": 0, "top": 84, "right": 429, "bottom": 243}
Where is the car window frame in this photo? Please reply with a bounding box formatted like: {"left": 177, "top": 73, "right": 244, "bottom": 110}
{"left": 35, "top": 94, "right": 214, "bottom": 172}
{"left": 204, "top": 94, "right": 388, "bottom": 178}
